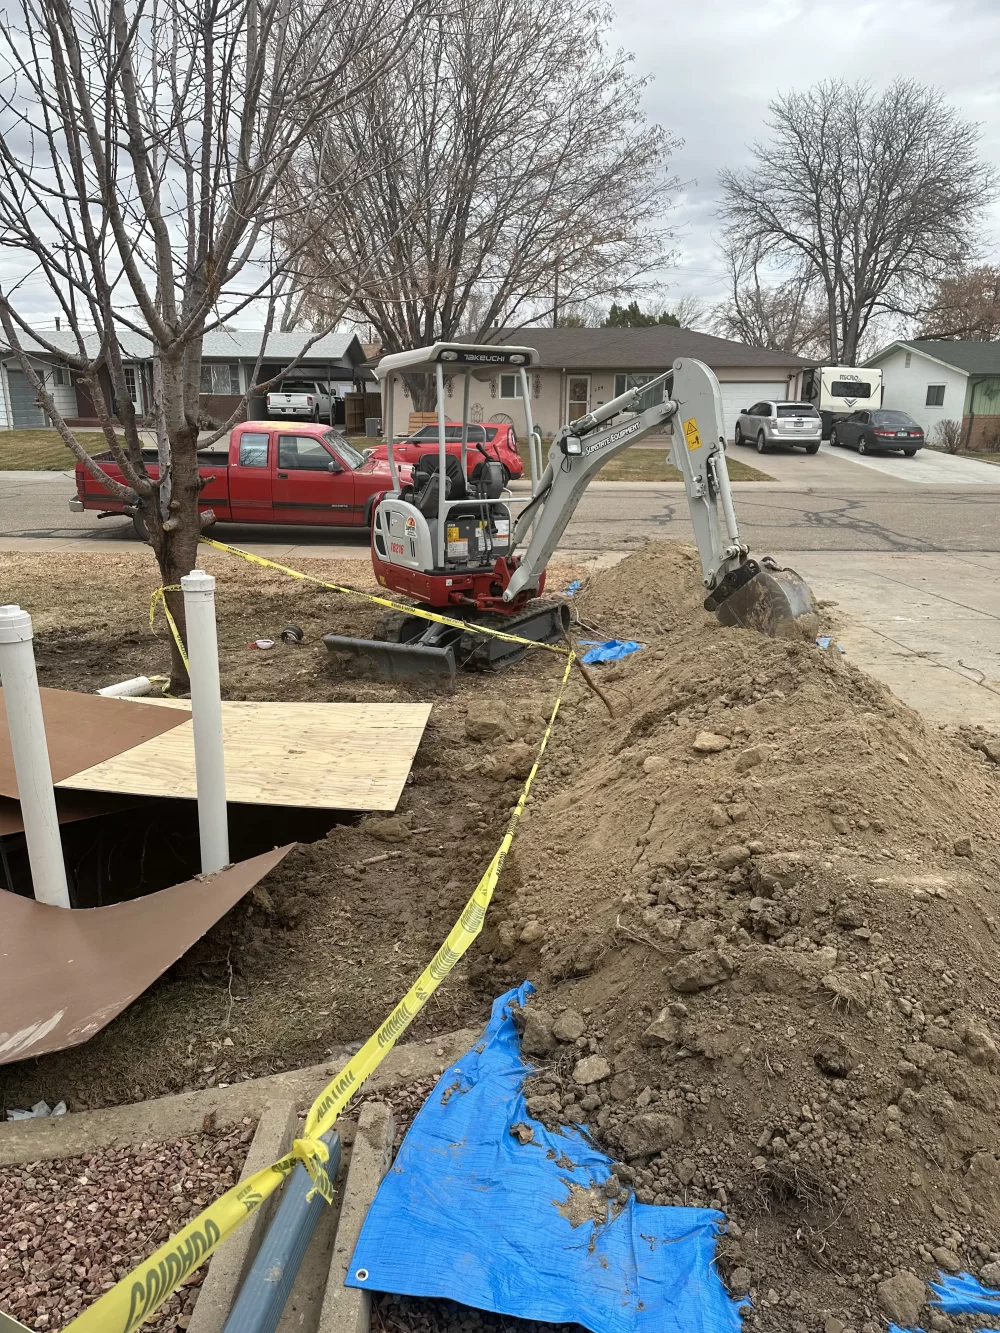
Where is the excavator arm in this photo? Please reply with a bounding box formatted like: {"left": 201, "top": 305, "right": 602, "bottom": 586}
{"left": 505, "top": 357, "right": 816, "bottom": 637}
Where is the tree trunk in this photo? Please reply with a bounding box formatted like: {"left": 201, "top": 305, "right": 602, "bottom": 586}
{"left": 403, "top": 372, "right": 437, "bottom": 413}
{"left": 147, "top": 422, "right": 204, "bottom": 691}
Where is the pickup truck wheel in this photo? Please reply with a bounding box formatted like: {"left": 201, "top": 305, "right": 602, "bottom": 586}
{"left": 132, "top": 512, "right": 150, "bottom": 543}
{"left": 311, "top": 406, "right": 319, "bottom": 422}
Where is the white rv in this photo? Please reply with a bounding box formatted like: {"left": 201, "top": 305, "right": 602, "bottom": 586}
{"left": 802, "top": 366, "right": 883, "bottom": 438}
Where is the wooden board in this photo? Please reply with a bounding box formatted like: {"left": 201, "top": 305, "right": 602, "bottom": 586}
{"left": 56, "top": 701, "right": 432, "bottom": 811}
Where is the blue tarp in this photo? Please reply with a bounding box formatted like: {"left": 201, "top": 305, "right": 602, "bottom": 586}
{"left": 581, "top": 639, "right": 644, "bottom": 665}
{"left": 888, "top": 1271, "right": 1000, "bottom": 1332}
{"left": 347, "top": 982, "right": 744, "bottom": 1333}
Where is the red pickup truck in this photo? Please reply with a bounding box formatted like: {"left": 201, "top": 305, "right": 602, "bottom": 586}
{"left": 71, "top": 422, "right": 408, "bottom": 539}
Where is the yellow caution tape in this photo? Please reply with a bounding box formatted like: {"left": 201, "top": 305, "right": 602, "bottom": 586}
{"left": 148, "top": 586, "right": 190, "bottom": 674}
{"left": 60, "top": 651, "right": 573, "bottom": 1333}
{"left": 199, "top": 536, "right": 571, "bottom": 657}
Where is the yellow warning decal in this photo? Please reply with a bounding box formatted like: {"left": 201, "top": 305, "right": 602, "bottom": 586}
{"left": 683, "top": 417, "right": 702, "bottom": 452}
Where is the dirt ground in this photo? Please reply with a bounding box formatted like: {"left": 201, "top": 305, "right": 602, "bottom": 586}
{"left": 0, "top": 546, "right": 583, "bottom": 1112}
{"left": 6, "top": 540, "right": 1000, "bottom": 1331}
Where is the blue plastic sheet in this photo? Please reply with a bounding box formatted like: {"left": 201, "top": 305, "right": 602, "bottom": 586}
{"left": 888, "top": 1270, "right": 1000, "bottom": 1332}
{"left": 581, "top": 639, "right": 643, "bottom": 665}
{"left": 562, "top": 579, "right": 583, "bottom": 596}
{"left": 347, "top": 982, "right": 743, "bottom": 1333}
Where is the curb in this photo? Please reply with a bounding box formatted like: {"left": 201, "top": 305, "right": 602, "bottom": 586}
{"left": 317, "top": 1102, "right": 395, "bottom": 1333}
{"left": 0, "top": 1028, "right": 476, "bottom": 1167}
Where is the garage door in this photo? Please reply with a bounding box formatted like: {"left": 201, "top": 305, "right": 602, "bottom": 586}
{"left": 6, "top": 370, "right": 46, "bottom": 427}
{"left": 718, "top": 382, "right": 788, "bottom": 441}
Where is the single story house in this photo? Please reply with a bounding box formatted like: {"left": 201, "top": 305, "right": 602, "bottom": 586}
{"left": 380, "top": 327, "right": 812, "bottom": 438}
{"left": 864, "top": 340, "right": 1000, "bottom": 448}
{"left": 0, "top": 328, "right": 371, "bottom": 429}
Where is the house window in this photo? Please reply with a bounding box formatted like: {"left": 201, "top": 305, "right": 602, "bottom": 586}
{"left": 499, "top": 374, "right": 523, "bottom": 399}
{"left": 53, "top": 365, "right": 69, "bottom": 386}
{"left": 904, "top": 352, "right": 912, "bottom": 368}
{"left": 200, "top": 363, "right": 240, "bottom": 395}
{"left": 925, "top": 384, "right": 946, "bottom": 407}
{"left": 614, "top": 373, "right": 665, "bottom": 412}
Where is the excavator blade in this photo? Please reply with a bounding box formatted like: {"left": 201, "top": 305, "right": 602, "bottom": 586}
{"left": 712, "top": 561, "right": 819, "bottom": 639}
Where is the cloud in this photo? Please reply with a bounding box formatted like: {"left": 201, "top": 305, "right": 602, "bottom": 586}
{"left": 614, "top": 0, "right": 1000, "bottom": 306}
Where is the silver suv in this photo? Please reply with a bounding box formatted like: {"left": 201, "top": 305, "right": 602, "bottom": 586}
{"left": 734, "top": 401, "right": 822, "bottom": 455}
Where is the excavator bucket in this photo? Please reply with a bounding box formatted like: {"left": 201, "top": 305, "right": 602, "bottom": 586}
{"left": 711, "top": 558, "right": 819, "bottom": 639}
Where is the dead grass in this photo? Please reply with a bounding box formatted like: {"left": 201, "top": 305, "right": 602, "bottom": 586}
{"left": 516, "top": 440, "right": 772, "bottom": 482}
{"left": 0, "top": 429, "right": 117, "bottom": 470}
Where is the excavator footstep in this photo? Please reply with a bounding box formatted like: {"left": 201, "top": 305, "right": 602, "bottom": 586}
{"left": 714, "top": 563, "right": 819, "bottom": 640}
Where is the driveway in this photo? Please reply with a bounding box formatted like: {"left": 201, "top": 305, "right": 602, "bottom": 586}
{"left": 818, "top": 442, "right": 1000, "bottom": 485}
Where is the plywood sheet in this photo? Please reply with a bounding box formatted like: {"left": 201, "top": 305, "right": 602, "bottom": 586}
{"left": 58, "top": 701, "right": 432, "bottom": 811}
{"left": 0, "top": 687, "right": 189, "bottom": 799}
{"left": 0, "top": 845, "right": 291, "bottom": 1065}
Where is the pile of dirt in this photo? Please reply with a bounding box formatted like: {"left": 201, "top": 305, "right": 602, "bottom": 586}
{"left": 470, "top": 543, "right": 1000, "bottom": 1332}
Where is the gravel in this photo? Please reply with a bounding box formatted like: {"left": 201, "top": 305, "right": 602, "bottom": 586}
{"left": 0, "top": 1119, "right": 256, "bottom": 1331}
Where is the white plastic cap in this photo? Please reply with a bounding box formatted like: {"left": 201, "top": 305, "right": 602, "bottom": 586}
{"left": 180, "top": 569, "right": 216, "bottom": 593}
{"left": 0, "top": 604, "right": 32, "bottom": 643}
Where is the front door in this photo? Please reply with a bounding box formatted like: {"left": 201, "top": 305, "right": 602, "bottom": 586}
{"left": 566, "top": 375, "right": 590, "bottom": 424}
{"left": 272, "top": 432, "right": 355, "bottom": 525}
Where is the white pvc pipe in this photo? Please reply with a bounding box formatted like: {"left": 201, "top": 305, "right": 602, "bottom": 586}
{"left": 180, "top": 571, "right": 230, "bottom": 873}
{"left": 96, "top": 675, "right": 153, "bottom": 698}
{"left": 0, "top": 605, "right": 71, "bottom": 907}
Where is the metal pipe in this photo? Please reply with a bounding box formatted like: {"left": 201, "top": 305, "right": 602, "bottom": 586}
{"left": 0, "top": 605, "right": 70, "bottom": 907}
{"left": 518, "top": 367, "right": 538, "bottom": 497}
{"left": 385, "top": 371, "right": 398, "bottom": 491}
{"left": 435, "top": 362, "right": 447, "bottom": 567}
{"left": 180, "top": 570, "right": 229, "bottom": 874}
{"left": 222, "top": 1132, "right": 342, "bottom": 1333}
{"left": 460, "top": 370, "right": 470, "bottom": 479}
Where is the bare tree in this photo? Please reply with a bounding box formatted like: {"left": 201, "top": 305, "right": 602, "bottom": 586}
{"left": 919, "top": 266, "right": 1000, "bottom": 341}
{"left": 711, "top": 243, "right": 829, "bottom": 357}
{"left": 718, "top": 80, "right": 996, "bottom": 366}
{"left": 289, "top": 0, "right": 679, "bottom": 408}
{"left": 0, "top": 0, "right": 423, "bottom": 684}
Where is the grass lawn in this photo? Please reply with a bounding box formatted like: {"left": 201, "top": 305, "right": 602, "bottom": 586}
{"left": 0, "top": 429, "right": 114, "bottom": 470}
{"left": 516, "top": 439, "right": 772, "bottom": 482}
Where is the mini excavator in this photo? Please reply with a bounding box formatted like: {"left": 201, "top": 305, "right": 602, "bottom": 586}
{"left": 324, "top": 343, "right": 816, "bottom": 677}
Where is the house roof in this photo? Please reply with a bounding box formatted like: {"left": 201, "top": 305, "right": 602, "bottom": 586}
{"left": 867, "top": 340, "right": 1000, "bottom": 376}
{"left": 2, "top": 327, "right": 364, "bottom": 364}
{"left": 452, "top": 327, "right": 810, "bottom": 372}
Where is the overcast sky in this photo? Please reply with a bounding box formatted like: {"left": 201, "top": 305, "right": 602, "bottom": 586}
{"left": 612, "top": 0, "right": 1000, "bottom": 314}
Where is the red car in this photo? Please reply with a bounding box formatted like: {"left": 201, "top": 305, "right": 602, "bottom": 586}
{"left": 367, "top": 421, "right": 524, "bottom": 482}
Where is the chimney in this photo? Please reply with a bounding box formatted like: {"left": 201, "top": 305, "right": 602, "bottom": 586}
{"left": 54, "top": 317, "right": 60, "bottom": 331}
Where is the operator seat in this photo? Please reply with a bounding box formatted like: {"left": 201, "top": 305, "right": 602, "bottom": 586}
{"left": 408, "top": 453, "right": 467, "bottom": 517}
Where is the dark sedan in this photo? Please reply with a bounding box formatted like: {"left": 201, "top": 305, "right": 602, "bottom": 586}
{"left": 829, "top": 410, "right": 925, "bottom": 456}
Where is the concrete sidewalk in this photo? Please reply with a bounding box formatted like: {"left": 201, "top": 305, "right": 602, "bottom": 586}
{"left": 777, "top": 550, "right": 1000, "bottom": 729}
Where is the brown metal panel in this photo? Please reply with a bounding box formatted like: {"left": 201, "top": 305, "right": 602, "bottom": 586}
{"left": 0, "top": 687, "right": 190, "bottom": 798}
{"left": 0, "top": 844, "right": 292, "bottom": 1064}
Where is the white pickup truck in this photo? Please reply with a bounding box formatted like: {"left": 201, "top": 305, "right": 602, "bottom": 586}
{"left": 266, "top": 379, "right": 333, "bottom": 421}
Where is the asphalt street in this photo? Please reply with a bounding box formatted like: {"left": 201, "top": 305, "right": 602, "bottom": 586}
{"left": 4, "top": 444, "right": 1000, "bottom": 729}
{"left": 4, "top": 442, "right": 999, "bottom": 558}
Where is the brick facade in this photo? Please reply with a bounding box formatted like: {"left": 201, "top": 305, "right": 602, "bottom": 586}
{"left": 961, "top": 414, "right": 1000, "bottom": 451}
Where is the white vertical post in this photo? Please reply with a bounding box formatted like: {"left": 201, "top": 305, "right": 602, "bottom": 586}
{"left": 0, "top": 605, "right": 71, "bottom": 907}
{"left": 180, "top": 571, "right": 230, "bottom": 873}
